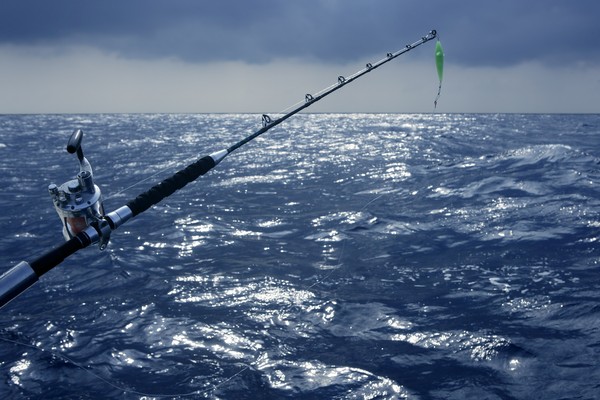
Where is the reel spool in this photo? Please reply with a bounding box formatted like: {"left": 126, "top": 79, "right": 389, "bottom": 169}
{"left": 48, "top": 130, "right": 108, "bottom": 248}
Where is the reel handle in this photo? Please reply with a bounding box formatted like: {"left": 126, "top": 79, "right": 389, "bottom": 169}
{"left": 67, "top": 129, "right": 83, "bottom": 153}
{"left": 67, "top": 129, "right": 85, "bottom": 162}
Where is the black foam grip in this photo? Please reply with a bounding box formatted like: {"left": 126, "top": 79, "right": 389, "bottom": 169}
{"left": 126, "top": 156, "right": 216, "bottom": 217}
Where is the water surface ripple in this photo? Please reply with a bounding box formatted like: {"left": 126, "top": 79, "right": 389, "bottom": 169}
{"left": 0, "top": 113, "right": 599, "bottom": 399}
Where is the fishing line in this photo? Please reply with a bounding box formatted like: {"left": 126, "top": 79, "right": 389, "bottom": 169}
{"left": 1, "top": 29, "right": 440, "bottom": 397}
{"left": 108, "top": 48, "right": 421, "bottom": 202}
{"left": 104, "top": 159, "right": 186, "bottom": 202}
{"left": 105, "top": 35, "right": 443, "bottom": 220}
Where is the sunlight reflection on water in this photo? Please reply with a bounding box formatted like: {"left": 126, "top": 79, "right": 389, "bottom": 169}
{"left": 0, "top": 113, "right": 599, "bottom": 398}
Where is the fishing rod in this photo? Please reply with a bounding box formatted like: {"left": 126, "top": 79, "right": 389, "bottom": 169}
{"left": 0, "top": 29, "right": 439, "bottom": 309}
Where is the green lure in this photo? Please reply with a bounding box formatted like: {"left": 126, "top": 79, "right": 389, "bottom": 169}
{"left": 434, "top": 39, "right": 444, "bottom": 109}
{"left": 435, "top": 40, "right": 444, "bottom": 82}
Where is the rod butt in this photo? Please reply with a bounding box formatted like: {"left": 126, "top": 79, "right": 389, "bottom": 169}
{"left": 0, "top": 261, "right": 38, "bottom": 309}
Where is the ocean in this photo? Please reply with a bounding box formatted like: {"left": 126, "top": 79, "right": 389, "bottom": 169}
{"left": 0, "top": 113, "right": 598, "bottom": 399}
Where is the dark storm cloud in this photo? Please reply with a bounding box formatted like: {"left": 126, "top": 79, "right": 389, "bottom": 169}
{"left": 1, "top": 0, "right": 598, "bottom": 66}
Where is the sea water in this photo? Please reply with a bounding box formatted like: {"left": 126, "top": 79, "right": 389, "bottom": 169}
{"left": 0, "top": 113, "right": 598, "bottom": 399}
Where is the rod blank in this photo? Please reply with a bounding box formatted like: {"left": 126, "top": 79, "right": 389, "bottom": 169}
{"left": 0, "top": 29, "right": 438, "bottom": 310}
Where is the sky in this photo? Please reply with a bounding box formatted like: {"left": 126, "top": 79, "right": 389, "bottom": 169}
{"left": 0, "top": 0, "right": 599, "bottom": 114}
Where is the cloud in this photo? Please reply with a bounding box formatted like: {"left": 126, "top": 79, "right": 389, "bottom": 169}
{"left": 1, "top": 1, "right": 598, "bottom": 113}
{"left": 1, "top": 0, "right": 598, "bottom": 67}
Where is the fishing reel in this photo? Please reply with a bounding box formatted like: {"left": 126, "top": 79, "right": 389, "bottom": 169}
{"left": 48, "top": 130, "right": 110, "bottom": 249}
